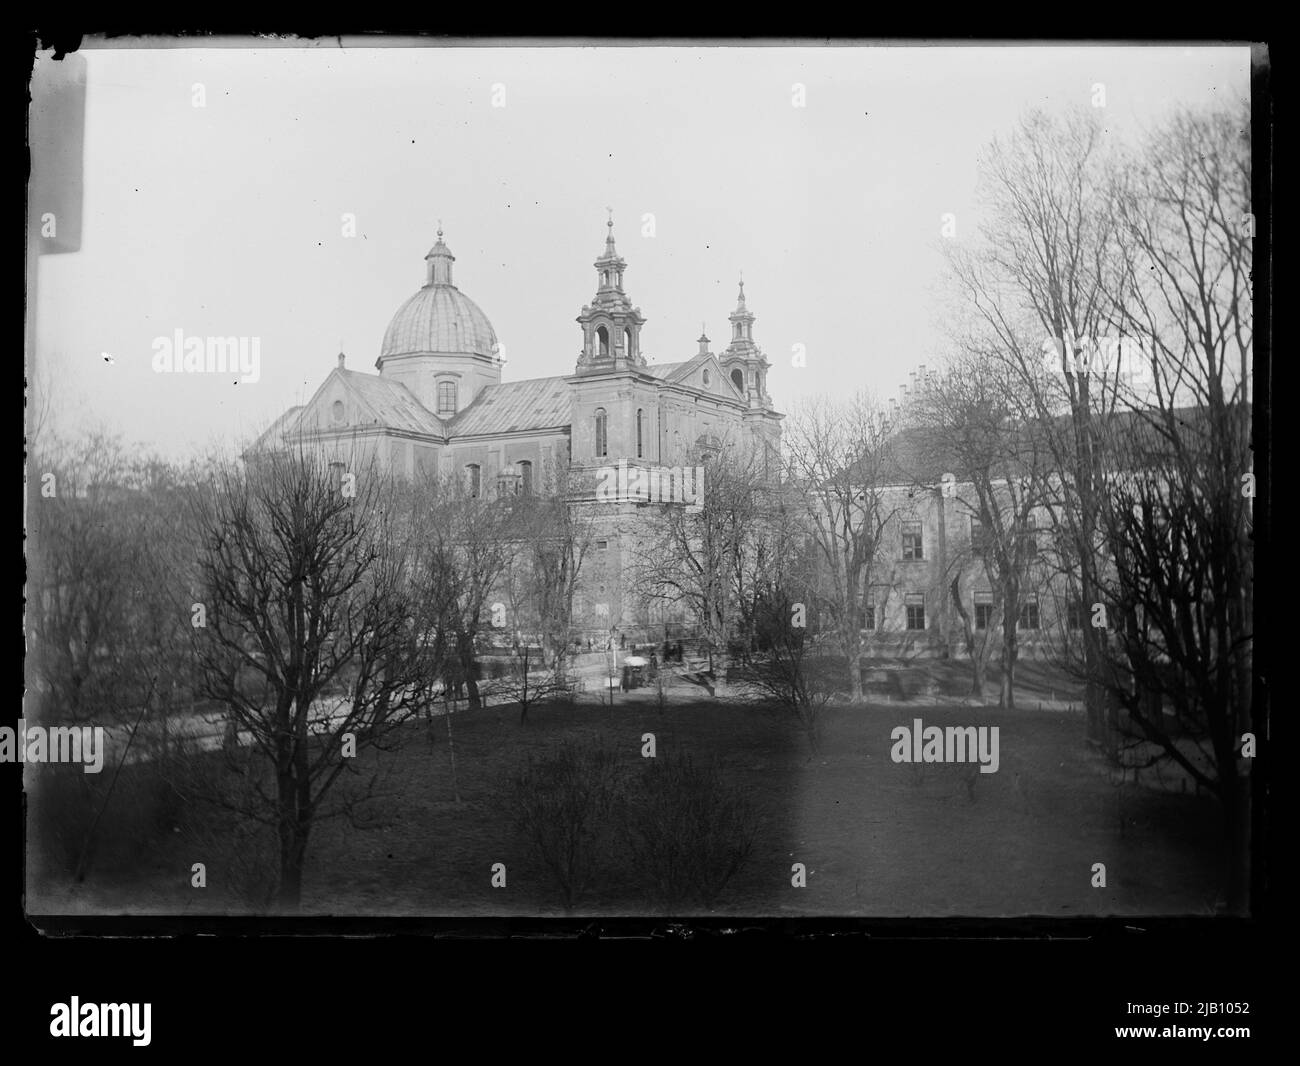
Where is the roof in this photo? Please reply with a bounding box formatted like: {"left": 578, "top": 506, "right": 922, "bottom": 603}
{"left": 251, "top": 404, "right": 306, "bottom": 450}
{"left": 651, "top": 354, "right": 711, "bottom": 385}
{"left": 381, "top": 284, "right": 498, "bottom": 359}
{"left": 447, "top": 376, "right": 573, "bottom": 436}
{"left": 643, "top": 360, "right": 688, "bottom": 380}
{"left": 339, "top": 370, "right": 447, "bottom": 435}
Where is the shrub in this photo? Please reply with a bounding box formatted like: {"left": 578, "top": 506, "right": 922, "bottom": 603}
{"left": 621, "top": 754, "right": 758, "bottom": 912}
{"left": 508, "top": 740, "right": 625, "bottom": 911}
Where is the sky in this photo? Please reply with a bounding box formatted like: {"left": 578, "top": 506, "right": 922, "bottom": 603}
{"left": 29, "top": 41, "right": 1250, "bottom": 458}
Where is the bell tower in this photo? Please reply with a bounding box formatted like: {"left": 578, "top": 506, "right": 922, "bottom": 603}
{"left": 575, "top": 211, "right": 646, "bottom": 374}
{"left": 720, "top": 274, "right": 771, "bottom": 406}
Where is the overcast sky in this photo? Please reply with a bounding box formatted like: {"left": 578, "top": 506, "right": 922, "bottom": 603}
{"left": 31, "top": 41, "right": 1249, "bottom": 457}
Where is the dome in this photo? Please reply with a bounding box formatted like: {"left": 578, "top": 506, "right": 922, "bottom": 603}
{"left": 381, "top": 285, "right": 498, "bottom": 359}
{"left": 380, "top": 230, "right": 499, "bottom": 359}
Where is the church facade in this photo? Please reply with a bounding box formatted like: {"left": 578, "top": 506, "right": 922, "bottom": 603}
{"left": 254, "top": 217, "right": 784, "bottom": 641}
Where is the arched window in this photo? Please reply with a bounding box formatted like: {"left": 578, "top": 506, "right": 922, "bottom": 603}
{"left": 597, "top": 326, "right": 610, "bottom": 359}
{"left": 594, "top": 408, "right": 608, "bottom": 457}
{"left": 730, "top": 369, "right": 744, "bottom": 392}
{"left": 466, "top": 464, "right": 481, "bottom": 498}
{"left": 331, "top": 400, "right": 345, "bottom": 424}
{"left": 636, "top": 409, "right": 644, "bottom": 458}
{"left": 623, "top": 327, "right": 633, "bottom": 358}
{"left": 517, "top": 460, "right": 533, "bottom": 496}
{"left": 437, "top": 381, "right": 457, "bottom": 417}
{"left": 602, "top": 271, "right": 610, "bottom": 287}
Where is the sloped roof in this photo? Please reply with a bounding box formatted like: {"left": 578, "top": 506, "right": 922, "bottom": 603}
{"left": 644, "top": 360, "right": 689, "bottom": 380}
{"left": 447, "top": 376, "right": 573, "bottom": 436}
{"left": 251, "top": 404, "right": 306, "bottom": 450}
{"left": 339, "top": 370, "right": 447, "bottom": 436}
{"left": 655, "top": 353, "right": 712, "bottom": 385}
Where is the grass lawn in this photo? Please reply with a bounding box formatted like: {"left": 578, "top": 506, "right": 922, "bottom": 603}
{"left": 31, "top": 692, "right": 1227, "bottom": 918}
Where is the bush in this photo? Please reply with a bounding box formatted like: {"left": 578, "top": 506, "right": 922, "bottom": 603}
{"left": 508, "top": 740, "right": 625, "bottom": 911}
{"left": 621, "top": 754, "right": 758, "bottom": 912}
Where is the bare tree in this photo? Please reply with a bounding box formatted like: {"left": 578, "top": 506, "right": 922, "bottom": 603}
{"left": 631, "top": 442, "right": 765, "bottom": 686}
{"left": 1087, "top": 103, "right": 1253, "bottom": 912}
{"left": 908, "top": 356, "right": 1052, "bottom": 707}
{"left": 191, "top": 445, "right": 438, "bottom": 909}
{"left": 944, "top": 108, "right": 1126, "bottom": 740}
{"left": 784, "top": 392, "right": 900, "bottom": 701}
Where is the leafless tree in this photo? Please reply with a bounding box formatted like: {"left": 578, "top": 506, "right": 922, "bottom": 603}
{"left": 784, "top": 391, "right": 900, "bottom": 701}
{"left": 944, "top": 107, "right": 1126, "bottom": 739}
{"left": 190, "top": 445, "right": 439, "bottom": 909}
{"left": 1087, "top": 102, "right": 1253, "bottom": 912}
{"left": 908, "top": 356, "right": 1053, "bottom": 707}
{"left": 631, "top": 442, "right": 766, "bottom": 685}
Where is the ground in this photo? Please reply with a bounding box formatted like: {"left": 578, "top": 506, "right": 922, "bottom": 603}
{"left": 30, "top": 664, "right": 1228, "bottom": 917}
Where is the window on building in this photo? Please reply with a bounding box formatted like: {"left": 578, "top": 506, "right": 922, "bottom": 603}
{"left": 594, "top": 408, "right": 608, "bottom": 457}
{"left": 597, "top": 326, "right": 610, "bottom": 358}
{"left": 1020, "top": 514, "right": 1039, "bottom": 558}
{"left": 624, "top": 327, "right": 634, "bottom": 358}
{"left": 331, "top": 400, "right": 345, "bottom": 424}
{"left": 595, "top": 539, "right": 608, "bottom": 551}
{"left": 328, "top": 461, "right": 345, "bottom": 492}
{"left": 731, "top": 368, "right": 744, "bottom": 392}
{"left": 905, "top": 594, "right": 926, "bottom": 631}
{"left": 636, "top": 409, "right": 644, "bottom": 458}
{"left": 974, "top": 591, "right": 994, "bottom": 631}
{"left": 970, "top": 515, "right": 988, "bottom": 555}
{"left": 437, "top": 381, "right": 457, "bottom": 417}
{"left": 1019, "top": 595, "right": 1040, "bottom": 630}
{"left": 858, "top": 594, "right": 876, "bottom": 631}
{"left": 465, "top": 464, "right": 481, "bottom": 498}
{"left": 902, "top": 520, "right": 924, "bottom": 560}
{"left": 517, "top": 460, "right": 533, "bottom": 496}
{"left": 1067, "top": 600, "right": 1084, "bottom": 631}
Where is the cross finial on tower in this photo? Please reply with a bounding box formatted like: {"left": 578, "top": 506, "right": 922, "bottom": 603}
{"left": 437, "top": 218, "right": 443, "bottom": 239}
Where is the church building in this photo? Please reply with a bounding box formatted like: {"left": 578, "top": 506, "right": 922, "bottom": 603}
{"left": 253, "top": 216, "right": 784, "bottom": 639}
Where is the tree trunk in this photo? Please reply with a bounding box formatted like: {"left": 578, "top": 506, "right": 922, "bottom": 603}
{"left": 1000, "top": 614, "right": 1017, "bottom": 709}
{"left": 445, "top": 709, "right": 461, "bottom": 803}
{"left": 277, "top": 806, "right": 308, "bottom": 911}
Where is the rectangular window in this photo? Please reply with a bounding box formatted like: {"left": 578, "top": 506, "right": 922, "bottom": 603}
{"left": 1019, "top": 595, "right": 1040, "bottom": 630}
{"left": 905, "top": 593, "right": 925, "bottom": 631}
{"left": 970, "top": 516, "right": 987, "bottom": 555}
{"left": 1020, "top": 515, "right": 1038, "bottom": 558}
{"left": 902, "top": 520, "right": 924, "bottom": 560}
{"left": 595, "top": 539, "right": 608, "bottom": 551}
{"left": 974, "top": 591, "right": 994, "bottom": 631}
{"left": 1067, "top": 600, "right": 1083, "bottom": 631}
{"left": 858, "top": 595, "right": 876, "bottom": 631}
